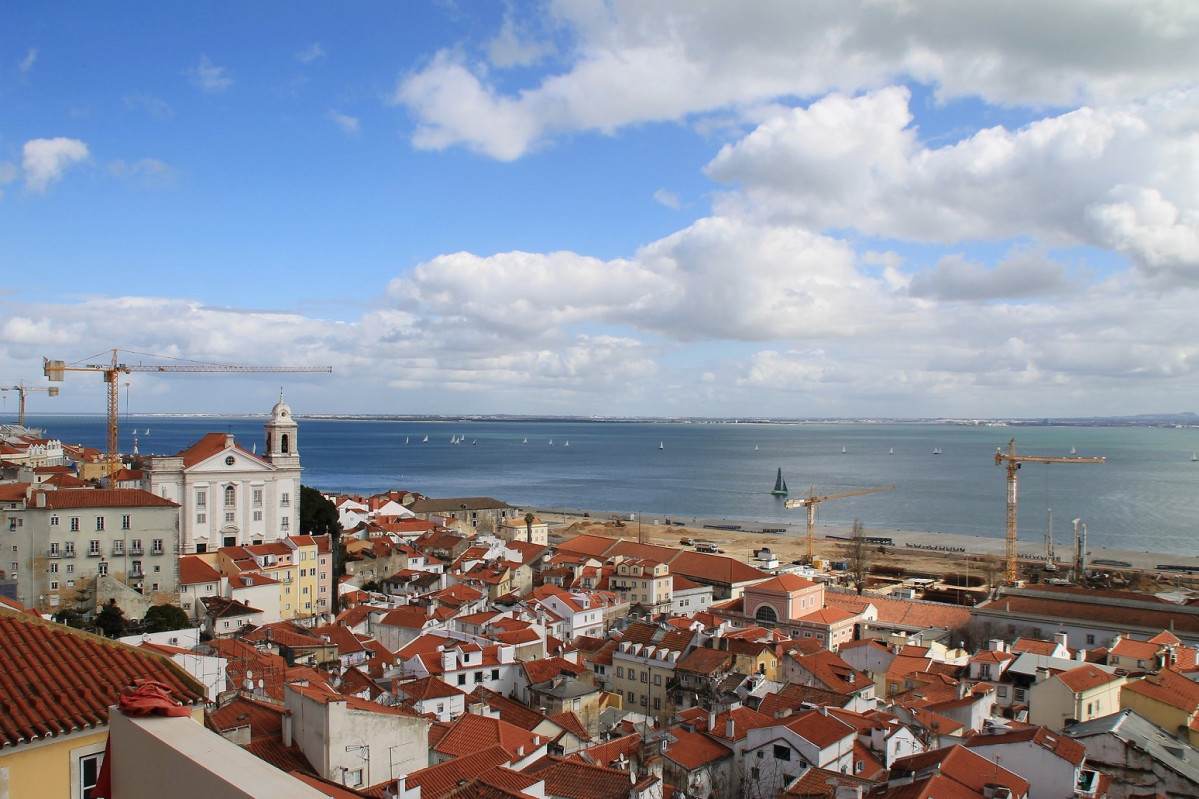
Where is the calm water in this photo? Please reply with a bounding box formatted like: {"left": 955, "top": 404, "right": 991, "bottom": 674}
{"left": 18, "top": 415, "right": 1199, "bottom": 557}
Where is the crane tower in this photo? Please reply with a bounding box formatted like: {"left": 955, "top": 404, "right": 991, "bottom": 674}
{"left": 1, "top": 380, "right": 59, "bottom": 426}
{"left": 44, "top": 349, "right": 332, "bottom": 474}
{"left": 785, "top": 484, "right": 895, "bottom": 561}
{"left": 994, "top": 438, "right": 1104, "bottom": 586}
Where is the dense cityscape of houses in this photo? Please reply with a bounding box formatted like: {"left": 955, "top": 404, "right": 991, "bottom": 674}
{"left": 4, "top": 405, "right": 1199, "bottom": 798}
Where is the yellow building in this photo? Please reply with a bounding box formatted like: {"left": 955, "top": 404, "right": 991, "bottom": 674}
{"left": 0, "top": 607, "right": 206, "bottom": 799}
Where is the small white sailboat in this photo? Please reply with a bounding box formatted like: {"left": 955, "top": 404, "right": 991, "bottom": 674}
{"left": 472, "top": 439, "right": 477, "bottom": 445}
{"left": 754, "top": 444, "right": 759, "bottom": 451}
{"left": 522, "top": 437, "right": 528, "bottom": 444}
{"left": 889, "top": 447, "right": 894, "bottom": 455}
{"left": 659, "top": 441, "right": 664, "bottom": 450}
{"left": 1070, "top": 446, "right": 1077, "bottom": 456}
{"left": 841, "top": 446, "right": 847, "bottom": 454}
{"left": 422, "top": 435, "right": 429, "bottom": 443}
{"left": 933, "top": 448, "right": 942, "bottom": 455}
{"left": 1192, "top": 452, "right": 1198, "bottom": 462}
{"left": 405, "top": 436, "right": 409, "bottom": 444}
{"left": 548, "top": 439, "right": 553, "bottom": 446}
{"left": 564, "top": 441, "right": 569, "bottom": 447}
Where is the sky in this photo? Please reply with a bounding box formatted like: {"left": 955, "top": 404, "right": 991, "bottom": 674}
{"left": 2, "top": 1, "right": 1198, "bottom": 420}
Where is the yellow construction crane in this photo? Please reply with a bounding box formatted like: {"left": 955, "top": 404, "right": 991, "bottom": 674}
{"left": 1, "top": 380, "right": 59, "bottom": 426}
{"left": 44, "top": 349, "right": 332, "bottom": 474}
{"left": 994, "top": 438, "right": 1104, "bottom": 586}
{"left": 785, "top": 484, "right": 895, "bottom": 561}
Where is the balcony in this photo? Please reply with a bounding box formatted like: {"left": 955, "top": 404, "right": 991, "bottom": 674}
{"left": 87, "top": 550, "right": 102, "bottom": 558}
{"left": 47, "top": 549, "right": 61, "bottom": 559}
{"left": 129, "top": 546, "right": 144, "bottom": 556}
{"left": 112, "top": 544, "right": 125, "bottom": 556}
{"left": 62, "top": 549, "right": 76, "bottom": 559}
{"left": 151, "top": 547, "right": 164, "bottom": 556}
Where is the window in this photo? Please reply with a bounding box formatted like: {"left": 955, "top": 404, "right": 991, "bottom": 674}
{"left": 997, "top": 686, "right": 1008, "bottom": 698}
{"left": 457, "top": 674, "right": 466, "bottom": 686}
{"left": 280, "top": 517, "right": 289, "bottom": 531}
{"left": 66, "top": 564, "right": 74, "bottom": 573}
{"left": 50, "top": 542, "right": 61, "bottom": 557}
{"left": 474, "top": 671, "right": 483, "bottom": 684}
{"left": 112, "top": 541, "right": 124, "bottom": 555}
{"left": 196, "top": 490, "right": 207, "bottom": 508}
{"left": 344, "top": 768, "right": 363, "bottom": 788}
{"left": 130, "top": 539, "right": 142, "bottom": 554}
{"left": 79, "top": 750, "right": 104, "bottom": 799}
{"left": 121, "top": 515, "right": 130, "bottom": 530}
{"left": 50, "top": 580, "right": 59, "bottom": 590}
{"left": 95, "top": 516, "right": 105, "bottom": 531}
{"left": 97, "top": 561, "right": 108, "bottom": 577}
{"left": 196, "top": 513, "right": 207, "bottom": 524}
{"left": 10, "top": 561, "right": 17, "bottom": 575}
{"left": 88, "top": 540, "right": 101, "bottom": 556}
{"left": 224, "top": 486, "right": 236, "bottom": 507}
{"left": 50, "top": 515, "right": 59, "bottom": 527}
{"left": 1086, "top": 634, "right": 1096, "bottom": 645}
{"left": 50, "top": 562, "right": 59, "bottom": 574}
{"left": 641, "top": 672, "right": 647, "bottom": 683}
{"left": 491, "top": 669, "right": 499, "bottom": 680}
{"left": 253, "top": 511, "right": 262, "bottom": 521}
{"left": 253, "top": 488, "right": 263, "bottom": 507}
{"left": 152, "top": 539, "right": 163, "bottom": 555}
{"left": 774, "top": 744, "right": 791, "bottom": 761}
{"left": 280, "top": 492, "right": 290, "bottom": 507}
{"left": 225, "top": 512, "right": 235, "bottom": 523}
{"left": 131, "top": 561, "right": 143, "bottom": 577}
{"left": 70, "top": 517, "right": 80, "bottom": 531}
{"left": 627, "top": 690, "right": 635, "bottom": 701}
{"left": 751, "top": 767, "right": 760, "bottom": 780}
{"left": 653, "top": 697, "right": 661, "bottom": 710}
{"left": 654, "top": 674, "right": 662, "bottom": 686}
{"left": 1014, "top": 688, "right": 1026, "bottom": 702}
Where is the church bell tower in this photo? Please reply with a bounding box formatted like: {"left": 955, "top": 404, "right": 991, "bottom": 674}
{"left": 264, "top": 390, "right": 300, "bottom": 469}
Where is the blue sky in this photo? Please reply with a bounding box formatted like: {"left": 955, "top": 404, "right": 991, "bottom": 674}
{"left": 2, "top": 2, "right": 1198, "bottom": 419}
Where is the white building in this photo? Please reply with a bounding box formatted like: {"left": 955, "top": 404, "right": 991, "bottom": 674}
{"left": 143, "top": 397, "right": 302, "bottom": 553}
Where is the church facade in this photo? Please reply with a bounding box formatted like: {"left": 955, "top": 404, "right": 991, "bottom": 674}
{"left": 142, "top": 397, "right": 303, "bottom": 553}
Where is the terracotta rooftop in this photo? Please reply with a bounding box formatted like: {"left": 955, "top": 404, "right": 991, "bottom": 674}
{"left": 1057, "top": 663, "right": 1123, "bottom": 693}
{"left": 35, "top": 487, "right": 179, "bottom": 509}
{"left": 0, "top": 612, "right": 205, "bottom": 748}
{"left": 431, "top": 711, "right": 542, "bottom": 760}
{"left": 964, "top": 724, "right": 1086, "bottom": 766}
{"left": 664, "top": 727, "right": 732, "bottom": 770}
{"left": 1123, "top": 669, "right": 1199, "bottom": 710}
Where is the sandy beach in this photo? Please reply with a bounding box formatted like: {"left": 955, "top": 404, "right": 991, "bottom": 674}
{"left": 529, "top": 507, "right": 1199, "bottom": 582}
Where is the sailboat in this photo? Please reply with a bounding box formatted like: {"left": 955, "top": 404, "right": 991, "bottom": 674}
{"left": 889, "top": 447, "right": 894, "bottom": 455}
{"left": 422, "top": 435, "right": 428, "bottom": 443}
{"left": 659, "top": 441, "right": 664, "bottom": 450}
{"left": 841, "top": 446, "right": 847, "bottom": 454}
{"left": 771, "top": 467, "right": 789, "bottom": 496}
{"left": 1070, "top": 446, "right": 1077, "bottom": 456}
{"left": 754, "top": 444, "right": 759, "bottom": 451}
{"left": 564, "top": 441, "right": 569, "bottom": 447}
{"left": 1192, "top": 452, "right": 1198, "bottom": 462}
{"left": 522, "top": 438, "right": 528, "bottom": 444}
{"left": 933, "top": 448, "right": 942, "bottom": 455}
{"left": 548, "top": 439, "right": 553, "bottom": 446}
{"left": 405, "top": 436, "right": 409, "bottom": 444}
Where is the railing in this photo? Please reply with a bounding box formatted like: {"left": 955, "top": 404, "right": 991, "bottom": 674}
{"left": 129, "top": 546, "right": 144, "bottom": 555}
{"left": 112, "top": 545, "right": 125, "bottom": 555}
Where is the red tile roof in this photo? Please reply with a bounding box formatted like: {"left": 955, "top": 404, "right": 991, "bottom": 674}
{"left": 523, "top": 755, "right": 656, "bottom": 799}
{"left": 404, "top": 743, "right": 515, "bottom": 799}
{"left": 176, "top": 432, "right": 261, "bottom": 468}
{"left": 664, "top": 727, "right": 732, "bottom": 769}
{"left": 431, "top": 711, "right": 542, "bottom": 759}
{"left": 0, "top": 612, "right": 205, "bottom": 748}
{"left": 36, "top": 487, "right": 179, "bottom": 509}
{"left": 1123, "top": 669, "right": 1199, "bottom": 710}
{"left": 179, "top": 555, "right": 222, "bottom": 585}
{"left": 1057, "top": 663, "right": 1122, "bottom": 693}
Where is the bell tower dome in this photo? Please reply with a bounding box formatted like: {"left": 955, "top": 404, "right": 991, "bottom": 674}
{"left": 264, "top": 389, "right": 300, "bottom": 469}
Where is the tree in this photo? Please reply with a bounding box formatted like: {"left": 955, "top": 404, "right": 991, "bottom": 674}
{"left": 840, "top": 518, "right": 871, "bottom": 595}
{"left": 95, "top": 600, "right": 127, "bottom": 638}
{"left": 524, "top": 512, "right": 535, "bottom": 542}
{"left": 143, "top": 603, "right": 191, "bottom": 633}
{"left": 299, "top": 485, "right": 340, "bottom": 537}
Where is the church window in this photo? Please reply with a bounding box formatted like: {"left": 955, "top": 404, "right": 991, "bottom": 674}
{"left": 196, "top": 490, "right": 206, "bottom": 508}
{"left": 281, "top": 433, "right": 290, "bottom": 454}
{"left": 755, "top": 605, "right": 779, "bottom": 624}
{"left": 224, "top": 486, "right": 236, "bottom": 507}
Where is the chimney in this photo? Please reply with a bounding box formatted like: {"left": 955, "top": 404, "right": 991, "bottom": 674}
{"left": 726, "top": 717, "right": 735, "bottom": 739}
{"left": 1075, "top": 648, "right": 1087, "bottom": 662}
{"left": 225, "top": 433, "right": 234, "bottom": 448}
{"left": 282, "top": 711, "right": 292, "bottom": 747}
{"left": 708, "top": 710, "right": 716, "bottom": 731}
{"left": 1055, "top": 631, "right": 1069, "bottom": 650}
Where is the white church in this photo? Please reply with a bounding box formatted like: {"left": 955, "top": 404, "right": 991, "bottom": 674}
{"left": 142, "top": 395, "right": 303, "bottom": 553}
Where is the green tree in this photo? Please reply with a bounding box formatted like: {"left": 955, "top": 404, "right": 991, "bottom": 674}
{"left": 524, "top": 512, "right": 535, "bottom": 542}
{"left": 143, "top": 603, "right": 191, "bottom": 633}
{"left": 95, "top": 600, "right": 127, "bottom": 638}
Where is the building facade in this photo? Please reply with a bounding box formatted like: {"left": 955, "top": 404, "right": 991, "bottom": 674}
{"left": 142, "top": 397, "right": 302, "bottom": 553}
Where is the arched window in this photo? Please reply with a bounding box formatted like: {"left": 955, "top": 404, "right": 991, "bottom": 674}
{"left": 281, "top": 433, "right": 290, "bottom": 454}
{"left": 755, "top": 605, "right": 778, "bottom": 624}
{"left": 224, "top": 485, "right": 236, "bottom": 507}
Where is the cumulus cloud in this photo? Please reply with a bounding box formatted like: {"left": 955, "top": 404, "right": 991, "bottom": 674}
{"left": 19, "top": 48, "right": 37, "bottom": 73}
{"left": 487, "top": 14, "right": 551, "bottom": 68}
{"left": 392, "top": 1, "right": 1199, "bottom": 160}
{"left": 705, "top": 87, "right": 1199, "bottom": 284}
{"left": 22, "top": 137, "right": 89, "bottom": 192}
{"left": 188, "top": 55, "right": 233, "bottom": 93}
{"left": 653, "top": 189, "right": 681, "bottom": 210}
{"left": 907, "top": 248, "right": 1075, "bottom": 301}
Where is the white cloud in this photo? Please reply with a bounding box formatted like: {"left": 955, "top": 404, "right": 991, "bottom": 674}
{"left": 19, "top": 48, "right": 37, "bottom": 73}
{"left": 653, "top": 189, "right": 681, "bottom": 210}
{"left": 487, "top": 14, "right": 551, "bottom": 68}
{"left": 22, "top": 137, "right": 89, "bottom": 192}
{"left": 329, "top": 110, "right": 360, "bottom": 135}
{"left": 705, "top": 87, "right": 1199, "bottom": 284}
{"left": 188, "top": 55, "right": 233, "bottom": 93}
{"left": 295, "top": 43, "right": 325, "bottom": 64}
{"left": 393, "top": 1, "right": 1199, "bottom": 160}
{"left": 906, "top": 247, "right": 1075, "bottom": 302}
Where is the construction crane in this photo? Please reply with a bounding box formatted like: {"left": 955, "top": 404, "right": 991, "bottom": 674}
{"left": 994, "top": 438, "right": 1104, "bottom": 586}
{"left": 1, "top": 380, "right": 59, "bottom": 426}
{"left": 785, "top": 484, "right": 895, "bottom": 561}
{"left": 44, "top": 349, "right": 332, "bottom": 474}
